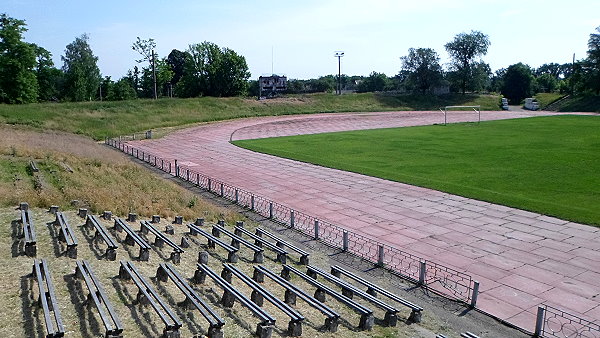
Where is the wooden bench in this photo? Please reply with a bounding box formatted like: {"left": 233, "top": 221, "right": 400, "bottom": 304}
{"left": 308, "top": 265, "right": 399, "bottom": 326}
{"left": 118, "top": 261, "right": 181, "bottom": 337}
{"left": 54, "top": 212, "right": 78, "bottom": 258}
{"left": 253, "top": 265, "right": 339, "bottom": 332}
{"left": 155, "top": 263, "right": 224, "bottom": 338}
{"left": 212, "top": 224, "right": 264, "bottom": 263}
{"left": 187, "top": 223, "right": 238, "bottom": 263}
{"left": 19, "top": 203, "right": 37, "bottom": 256}
{"left": 461, "top": 332, "right": 480, "bottom": 338}
{"left": 29, "top": 160, "right": 39, "bottom": 172}
{"left": 281, "top": 264, "right": 374, "bottom": 331}
{"left": 331, "top": 265, "right": 423, "bottom": 323}
{"left": 84, "top": 215, "right": 118, "bottom": 260}
{"left": 194, "top": 263, "right": 275, "bottom": 338}
{"left": 222, "top": 263, "right": 304, "bottom": 336}
{"left": 32, "top": 259, "right": 64, "bottom": 337}
{"left": 114, "top": 218, "right": 151, "bottom": 261}
{"left": 255, "top": 228, "right": 309, "bottom": 265}
{"left": 140, "top": 220, "right": 184, "bottom": 264}
{"left": 74, "top": 260, "right": 123, "bottom": 337}
{"left": 234, "top": 225, "right": 288, "bottom": 264}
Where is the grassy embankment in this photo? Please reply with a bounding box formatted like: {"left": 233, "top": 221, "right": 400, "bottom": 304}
{"left": 0, "top": 92, "right": 501, "bottom": 140}
{"left": 0, "top": 126, "right": 240, "bottom": 220}
{"left": 234, "top": 115, "right": 600, "bottom": 226}
{"left": 535, "top": 93, "right": 600, "bottom": 112}
{"left": 534, "top": 93, "right": 565, "bottom": 109}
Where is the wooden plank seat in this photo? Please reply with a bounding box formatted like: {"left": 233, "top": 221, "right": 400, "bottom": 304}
{"left": 118, "top": 261, "right": 182, "bottom": 337}
{"left": 32, "top": 259, "right": 65, "bottom": 337}
{"left": 253, "top": 265, "right": 339, "bottom": 332}
{"left": 307, "top": 265, "right": 400, "bottom": 326}
{"left": 281, "top": 264, "right": 374, "bottom": 331}
{"left": 461, "top": 332, "right": 480, "bottom": 338}
{"left": 54, "top": 212, "right": 78, "bottom": 258}
{"left": 234, "top": 225, "right": 287, "bottom": 264}
{"left": 221, "top": 263, "right": 304, "bottom": 336}
{"left": 155, "top": 263, "right": 224, "bottom": 338}
{"left": 194, "top": 263, "right": 275, "bottom": 338}
{"left": 19, "top": 203, "right": 37, "bottom": 257}
{"left": 187, "top": 223, "right": 238, "bottom": 263}
{"left": 139, "top": 220, "right": 184, "bottom": 264}
{"left": 330, "top": 265, "right": 423, "bottom": 323}
{"left": 74, "top": 260, "right": 123, "bottom": 337}
{"left": 212, "top": 224, "right": 264, "bottom": 263}
{"left": 255, "top": 228, "right": 309, "bottom": 265}
{"left": 113, "top": 218, "right": 150, "bottom": 261}
{"left": 84, "top": 215, "right": 118, "bottom": 261}
{"left": 29, "top": 160, "right": 39, "bottom": 172}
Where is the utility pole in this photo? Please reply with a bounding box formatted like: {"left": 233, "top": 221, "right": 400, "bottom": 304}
{"left": 152, "top": 49, "right": 157, "bottom": 99}
{"left": 334, "top": 51, "right": 344, "bottom": 95}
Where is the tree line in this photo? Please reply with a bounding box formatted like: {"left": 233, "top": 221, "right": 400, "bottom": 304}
{"left": 0, "top": 13, "right": 250, "bottom": 104}
{"left": 0, "top": 12, "right": 598, "bottom": 104}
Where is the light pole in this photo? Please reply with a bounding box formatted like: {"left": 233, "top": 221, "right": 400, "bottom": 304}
{"left": 334, "top": 51, "right": 344, "bottom": 95}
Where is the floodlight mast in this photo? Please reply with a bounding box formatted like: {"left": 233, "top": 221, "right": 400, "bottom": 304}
{"left": 334, "top": 51, "right": 344, "bottom": 95}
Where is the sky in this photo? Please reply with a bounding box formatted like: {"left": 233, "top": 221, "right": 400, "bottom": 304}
{"left": 4, "top": 0, "right": 599, "bottom": 80}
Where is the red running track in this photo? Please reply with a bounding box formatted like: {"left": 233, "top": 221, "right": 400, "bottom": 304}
{"left": 128, "top": 110, "right": 600, "bottom": 331}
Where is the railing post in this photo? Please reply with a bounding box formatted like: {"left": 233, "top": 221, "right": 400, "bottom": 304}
{"left": 168, "top": 161, "right": 171, "bottom": 174}
{"left": 251, "top": 195, "right": 255, "bottom": 210}
{"left": 269, "top": 202, "right": 273, "bottom": 219}
{"left": 220, "top": 183, "right": 224, "bottom": 197}
{"left": 534, "top": 306, "right": 545, "bottom": 337}
{"left": 314, "top": 220, "right": 319, "bottom": 240}
{"left": 470, "top": 281, "right": 480, "bottom": 308}
{"left": 376, "top": 245, "right": 384, "bottom": 267}
{"left": 187, "top": 169, "right": 190, "bottom": 181}
{"left": 208, "top": 178, "right": 212, "bottom": 192}
{"left": 343, "top": 231, "right": 348, "bottom": 251}
{"left": 419, "top": 261, "right": 426, "bottom": 285}
{"left": 290, "top": 210, "right": 295, "bottom": 228}
{"left": 174, "top": 160, "right": 179, "bottom": 177}
{"left": 235, "top": 189, "right": 239, "bottom": 204}
{"left": 196, "top": 174, "right": 200, "bottom": 186}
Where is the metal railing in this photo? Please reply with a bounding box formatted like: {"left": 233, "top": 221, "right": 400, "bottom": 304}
{"left": 535, "top": 304, "right": 599, "bottom": 337}
{"left": 105, "top": 136, "right": 478, "bottom": 305}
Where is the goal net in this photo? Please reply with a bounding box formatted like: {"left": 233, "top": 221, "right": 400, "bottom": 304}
{"left": 441, "top": 105, "right": 481, "bottom": 125}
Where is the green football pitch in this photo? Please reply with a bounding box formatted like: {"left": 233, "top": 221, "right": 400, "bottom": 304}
{"left": 233, "top": 115, "right": 600, "bottom": 226}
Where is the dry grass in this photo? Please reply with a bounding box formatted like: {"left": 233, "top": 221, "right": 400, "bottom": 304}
{"left": 0, "top": 208, "right": 449, "bottom": 337}
{"left": 0, "top": 125, "right": 236, "bottom": 222}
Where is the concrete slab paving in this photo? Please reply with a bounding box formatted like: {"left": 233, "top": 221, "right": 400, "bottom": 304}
{"left": 127, "top": 110, "right": 600, "bottom": 331}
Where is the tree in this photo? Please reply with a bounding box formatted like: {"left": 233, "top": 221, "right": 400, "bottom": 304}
{"left": 108, "top": 77, "right": 137, "bottom": 101}
{"left": 501, "top": 63, "right": 534, "bottom": 104}
{"left": 584, "top": 26, "right": 600, "bottom": 94}
{"left": 400, "top": 48, "right": 443, "bottom": 93}
{"left": 0, "top": 14, "right": 38, "bottom": 103}
{"left": 176, "top": 41, "right": 250, "bottom": 97}
{"left": 445, "top": 30, "right": 491, "bottom": 94}
{"left": 34, "top": 45, "right": 63, "bottom": 101}
{"left": 535, "top": 73, "right": 558, "bottom": 93}
{"left": 166, "top": 49, "right": 188, "bottom": 87}
{"left": 139, "top": 58, "right": 173, "bottom": 98}
{"left": 62, "top": 34, "right": 101, "bottom": 101}
{"left": 132, "top": 37, "right": 158, "bottom": 99}
{"left": 356, "top": 72, "right": 389, "bottom": 92}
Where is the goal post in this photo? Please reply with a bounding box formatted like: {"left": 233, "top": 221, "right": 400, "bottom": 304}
{"left": 441, "top": 105, "right": 481, "bottom": 125}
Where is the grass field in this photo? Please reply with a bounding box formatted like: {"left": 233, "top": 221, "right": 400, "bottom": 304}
{"left": 233, "top": 115, "right": 600, "bottom": 226}
{"left": 0, "top": 93, "right": 501, "bottom": 140}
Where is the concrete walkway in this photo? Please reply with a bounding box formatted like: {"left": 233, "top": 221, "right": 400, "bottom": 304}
{"left": 128, "top": 110, "right": 600, "bottom": 331}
